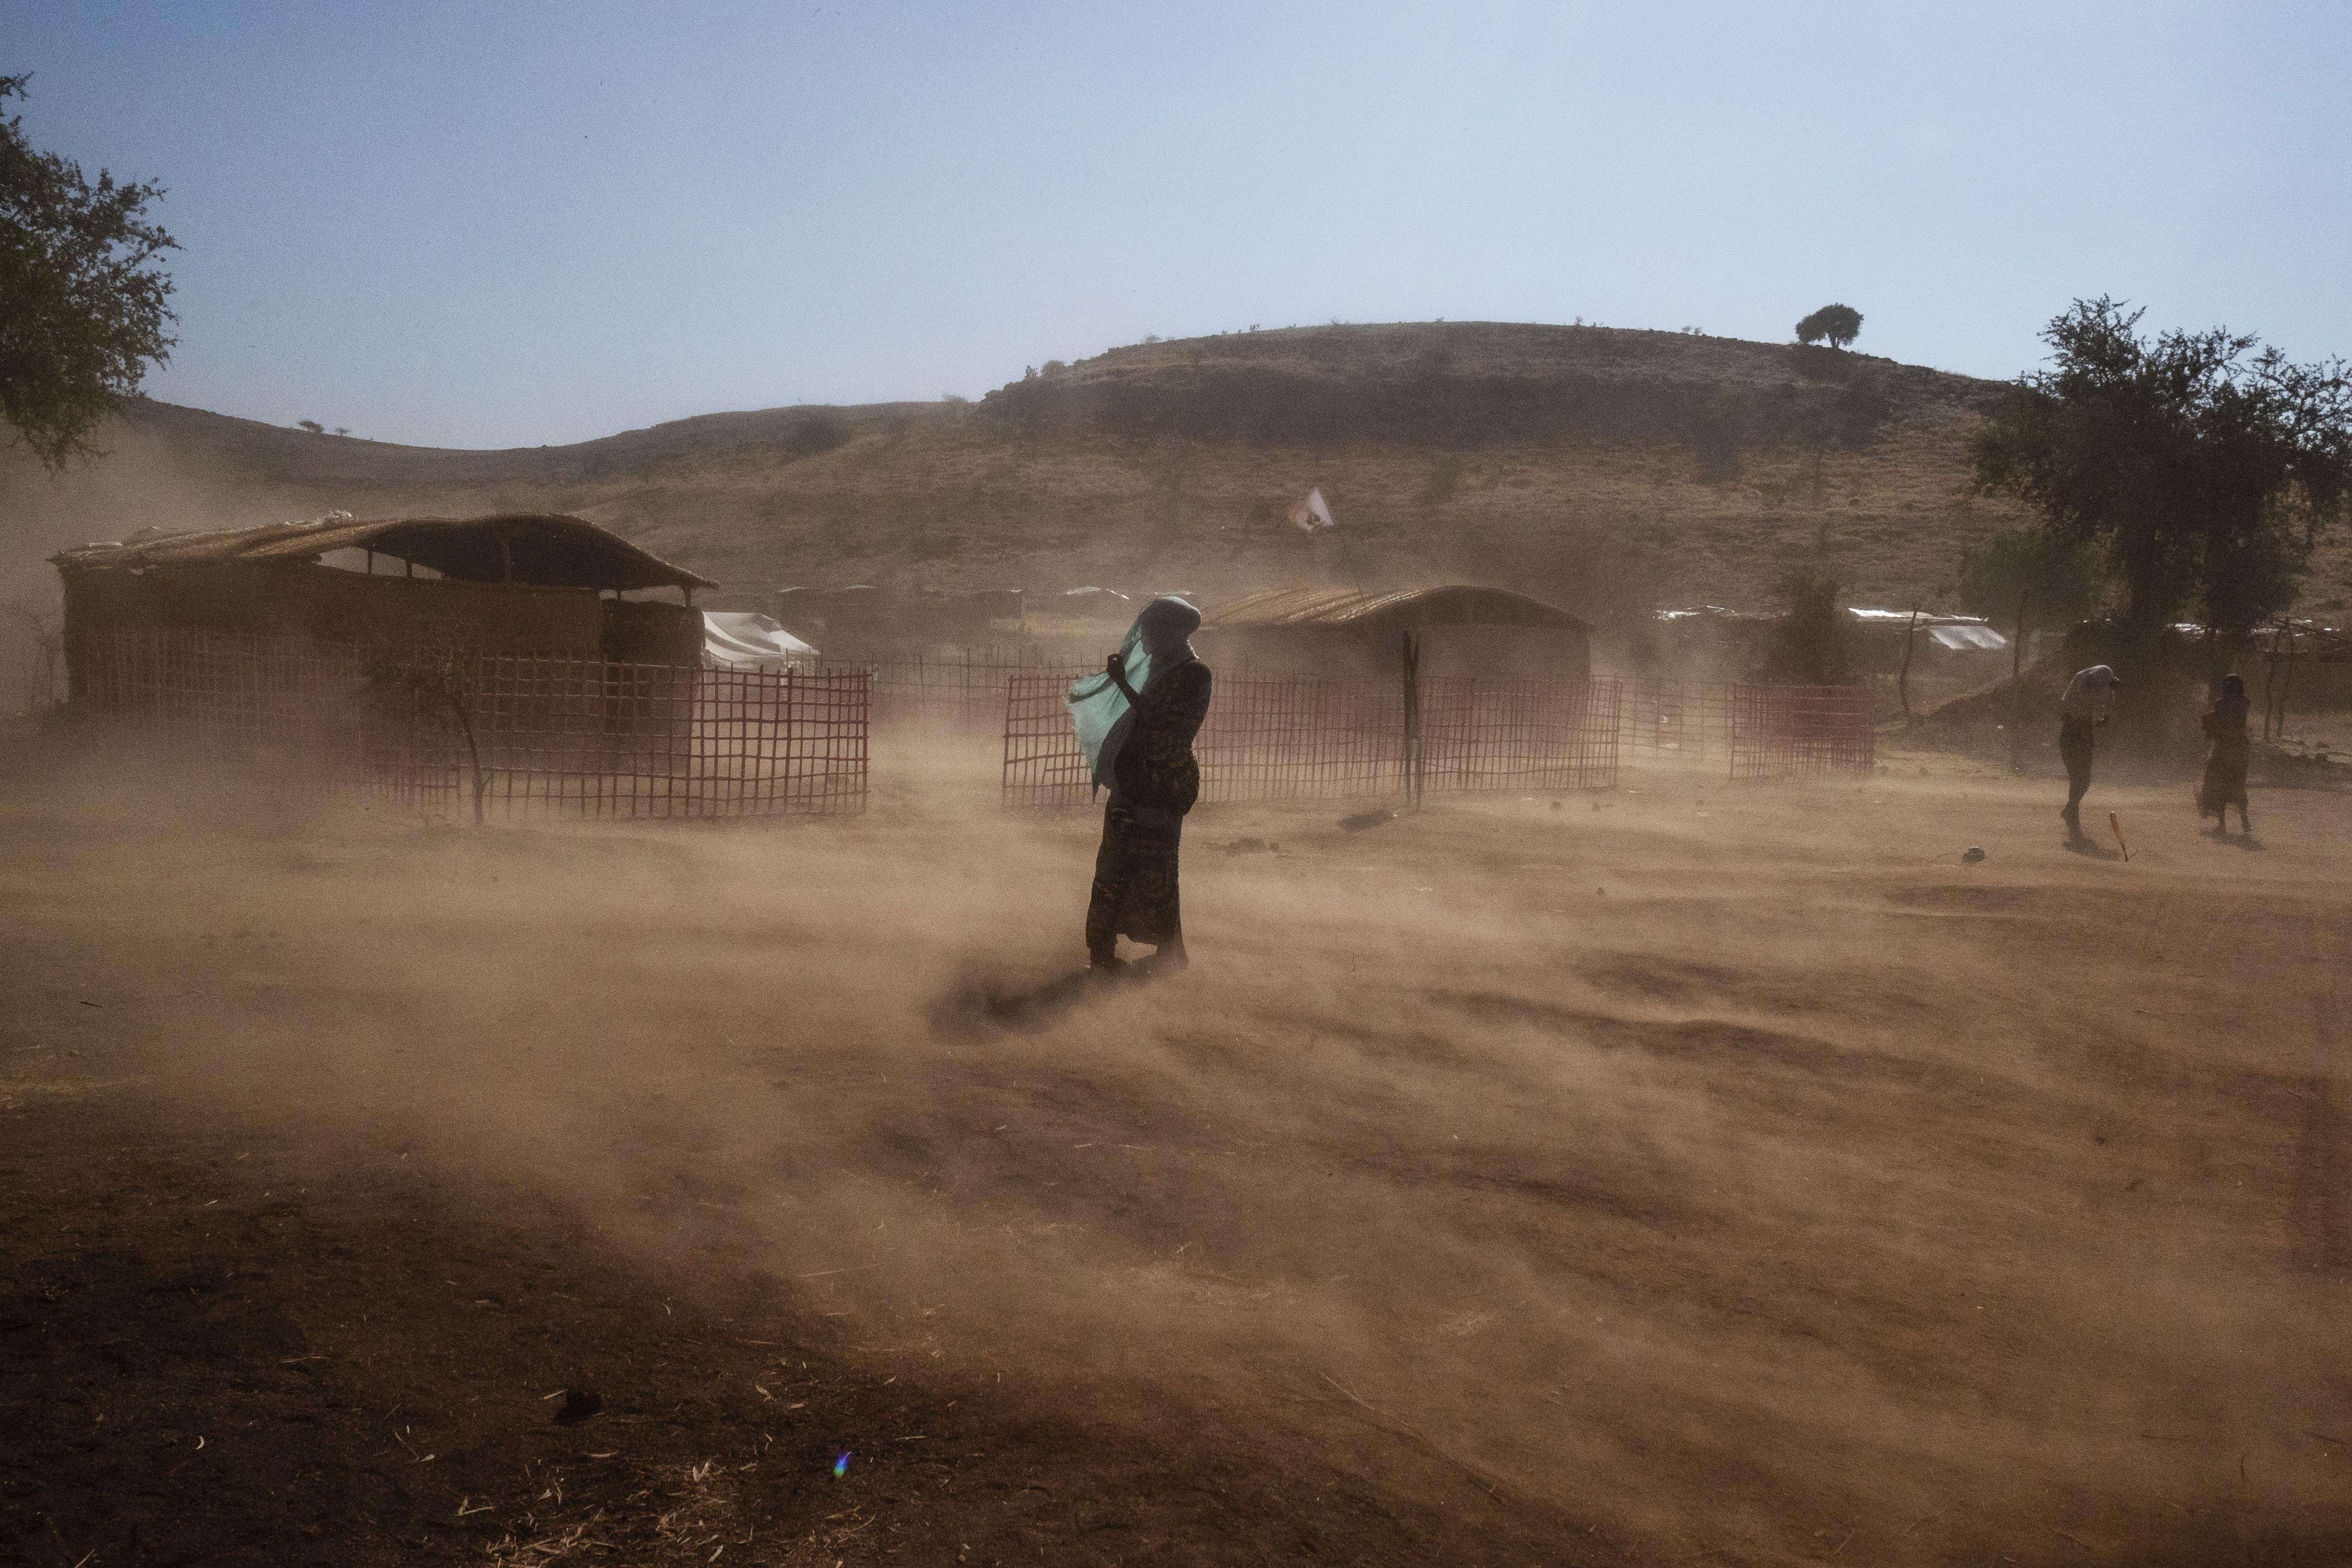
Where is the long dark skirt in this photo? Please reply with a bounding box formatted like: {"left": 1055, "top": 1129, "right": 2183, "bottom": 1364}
{"left": 2198, "top": 738, "right": 2249, "bottom": 814}
{"left": 1086, "top": 797, "right": 1182, "bottom": 959}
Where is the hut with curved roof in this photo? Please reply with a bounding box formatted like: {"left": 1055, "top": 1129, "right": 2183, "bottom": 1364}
{"left": 1196, "top": 585, "right": 1590, "bottom": 684}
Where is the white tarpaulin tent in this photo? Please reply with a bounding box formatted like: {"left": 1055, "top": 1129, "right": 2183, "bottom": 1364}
{"left": 1847, "top": 608, "right": 2009, "bottom": 654}
{"left": 702, "top": 611, "right": 818, "bottom": 671}
{"left": 1925, "top": 622, "right": 2007, "bottom": 652}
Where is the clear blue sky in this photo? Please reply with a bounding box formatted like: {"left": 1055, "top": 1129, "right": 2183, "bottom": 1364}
{"left": 10, "top": 0, "right": 2350, "bottom": 450}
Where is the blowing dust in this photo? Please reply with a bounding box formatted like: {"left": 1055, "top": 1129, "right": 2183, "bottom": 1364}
{"left": 7, "top": 728, "right": 2351, "bottom": 1565}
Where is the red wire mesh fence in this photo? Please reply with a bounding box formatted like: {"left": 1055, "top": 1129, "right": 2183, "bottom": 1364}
{"left": 1617, "top": 679, "right": 1736, "bottom": 765}
{"left": 83, "top": 630, "right": 867, "bottom": 819}
{"left": 1001, "top": 668, "right": 1101, "bottom": 808}
{"left": 1195, "top": 677, "right": 1420, "bottom": 802}
{"left": 1418, "top": 677, "right": 1624, "bottom": 794}
{"left": 1003, "top": 671, "right": 1620, "bottom": 808}
{"left": 1727, "top": 683, "right": 1876, "bottom": 780}
{"left": 822, "top": 646, "right": 1094, "bottom": 733}
{"left": 460, "top": 655, "right": 868, "bottom": 817}
{"left": 80, "top": 628, "right": 317, "bottom": 742}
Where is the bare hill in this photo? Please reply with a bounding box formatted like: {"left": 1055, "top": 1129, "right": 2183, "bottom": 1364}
{"left": 9, "top": 321, "right": 2348, "bottom": 647}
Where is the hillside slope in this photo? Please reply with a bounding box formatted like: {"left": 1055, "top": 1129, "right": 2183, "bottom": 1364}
{"left": 8, "top": 321, "right": 2345, "bottom": 649}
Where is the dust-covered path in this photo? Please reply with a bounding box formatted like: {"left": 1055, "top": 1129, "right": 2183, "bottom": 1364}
{"left": 4, "top": 734, "right": 2348, "bottom": 1565}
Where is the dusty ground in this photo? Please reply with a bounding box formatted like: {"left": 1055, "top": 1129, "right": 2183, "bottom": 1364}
{"left": 3, "top": 731, "right": 2349, "bottom": 1566}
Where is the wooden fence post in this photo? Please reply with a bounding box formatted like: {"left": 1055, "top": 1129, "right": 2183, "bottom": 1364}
{"left": 2261, "top": 621, "right": 2284, "bottom": 741}
{"left": 2276, "top": 623, "right": 2298, "bottom": 743}
{"left": 1898, "top": 606, "right": 1920, "bottom": 723}
{"left": 2009, "top": 588, "right": 2029, "bottom": 772}
{"left": 1401, "top": 631, "right": 1423, "bottom": 810}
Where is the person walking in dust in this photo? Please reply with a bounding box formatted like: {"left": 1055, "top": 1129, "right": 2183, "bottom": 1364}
{"left": 2197, "top": 672, "right": 2253, "bottom": 836}
{"left": 1068, "top": 597, "right": 1213, "bottom": 974}
{"left": 2058, "top": 663, "right": 2119, "bottom": 834}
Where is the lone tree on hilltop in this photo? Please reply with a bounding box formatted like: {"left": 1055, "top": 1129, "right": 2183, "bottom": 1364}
{"left": 1973, "top": 296, "right": 2352, "bottom": 634}
{"left": 0, "top": 74, "right": 177, "bottom": 468}
{"left": 1795, "top": 304, "right": 1862, "bottom": 350}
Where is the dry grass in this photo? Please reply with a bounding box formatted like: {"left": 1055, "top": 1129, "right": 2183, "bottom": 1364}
{"left": 477, "top": 1458, "right": 789, "bottom": 1566}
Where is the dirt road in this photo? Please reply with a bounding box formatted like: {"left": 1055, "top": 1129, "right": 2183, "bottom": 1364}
{"left": 3, "top": 735, "right": 2347, "bottom": 1565}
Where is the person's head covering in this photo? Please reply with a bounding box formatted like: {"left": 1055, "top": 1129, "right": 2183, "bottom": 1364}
{"left": 1065, "top": 597, "right": 1202, "bottom": 789}
{"left": 2220, "top": 672, "right": 2246, "bottom": 700}
{"left": 1134, "top": 596, "right": 1201, "bottom": 675}
{"left": 2061, "top": 663, "right": 2121, "bottom": 722}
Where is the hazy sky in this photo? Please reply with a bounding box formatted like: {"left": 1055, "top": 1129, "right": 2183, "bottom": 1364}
{"left": 10, "top": 1, "right": 2350, "bottom": 450}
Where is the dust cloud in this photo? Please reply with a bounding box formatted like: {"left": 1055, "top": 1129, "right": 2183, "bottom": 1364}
{"left": 7, "top": 727, "right": 2352, "bottom": 1564}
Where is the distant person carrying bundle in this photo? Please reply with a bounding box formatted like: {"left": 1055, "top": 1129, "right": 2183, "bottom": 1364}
{"left": 1068, "top": 598, "right": 1213, "bottom": 973}
{"left": 2198, "top": 673, "right": 2252, "bottom": 836}
{"left": 2057, "top": 664, "right": 2119, "bottom": 835}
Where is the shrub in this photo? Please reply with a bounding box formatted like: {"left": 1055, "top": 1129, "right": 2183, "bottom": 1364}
{"left": 1766, "top": 568, "right": 1852, "bottom": 685}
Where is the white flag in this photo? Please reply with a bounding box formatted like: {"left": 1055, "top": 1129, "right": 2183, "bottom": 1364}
{"left": 1287, "top": 487, "right": 1336, "bottom": 532}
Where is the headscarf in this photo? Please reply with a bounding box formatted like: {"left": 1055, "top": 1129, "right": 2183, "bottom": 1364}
{"left": 1067, "top": 596, "right": 1200, "bottom": 788}
{"left": 2060, "top": 663, "right": 2121, "bottom": 721}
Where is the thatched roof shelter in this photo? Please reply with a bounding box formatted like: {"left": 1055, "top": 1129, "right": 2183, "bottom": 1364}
{"left": 52, "top": 513, "right": 720, "bottom": 699}
{"left": 55, "top": 512, "right": 715, "bottom": 594}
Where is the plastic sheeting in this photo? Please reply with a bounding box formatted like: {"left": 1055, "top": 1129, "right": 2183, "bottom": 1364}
{"left": 1926, "top": 623, "right": 2007, "bottom": 652}
{"left": 1065, "top": 623, "right": 1157, "bottom": 788}
{"left": 703, "top": 611, "right": 818, "bottom": 670}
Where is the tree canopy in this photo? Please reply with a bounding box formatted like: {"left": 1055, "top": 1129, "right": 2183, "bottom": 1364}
{"left": 1973, "top": 297, "right": 2352, "bottom": 634}
{"left": 0, "top": 74, "right": 178, "bottom": 469}
{"left": 1795, "top": 304, "right": 1862, "bottom": 350}
{"left": 1766, "top": 568, "right": 1852, "bottom": 686}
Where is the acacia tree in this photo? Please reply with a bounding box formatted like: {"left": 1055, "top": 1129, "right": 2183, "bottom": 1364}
{"left": 1766, "top": 568, "right": 1852, "bottom": 685}
{"left": 0, "top": 74, "right": 177, "bottom": 468}
{"left": 1973, "top": 297, "right": 2352, "bottom": 634}
{"left": 1795, "top": 303, "right": 1862, "bottom": 350}
{"left": 363, "top": 646, "right": 489, "bottom": 825}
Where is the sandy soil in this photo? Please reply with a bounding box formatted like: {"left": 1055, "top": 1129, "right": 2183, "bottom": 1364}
{"left": 3, "top": 731, "right": 2348, "bottom": 1566}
